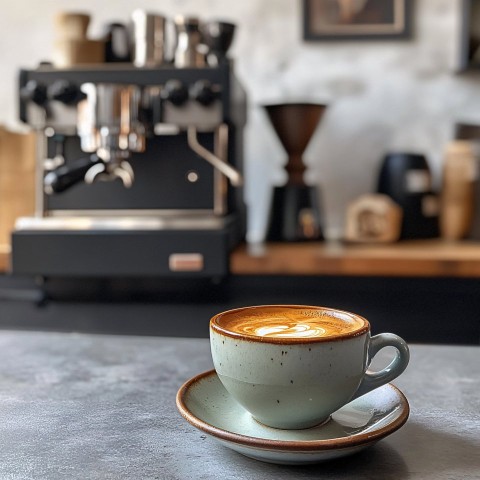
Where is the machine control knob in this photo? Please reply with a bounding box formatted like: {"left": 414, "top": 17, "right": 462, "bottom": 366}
{"left": 161, "top": 80, "right": 189, "bottom": 106}
{"left": 20, "top": 80, "right": 48, "bottom": 107}
{"left": 190, "top": 80, "right": 217, "bottom": 106}
{"left": 47, "top": 80, "right": 86, "bottom": 105}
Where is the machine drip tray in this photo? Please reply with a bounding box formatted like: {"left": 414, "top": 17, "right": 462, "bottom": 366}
{"left": 15, "top": 214, "right": 229, "bottom": 231}
{"left": 11, "top": 215, "right": 241, "bottom": 278}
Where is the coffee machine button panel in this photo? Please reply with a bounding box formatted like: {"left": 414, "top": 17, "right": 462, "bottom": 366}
{"left": 189, "top": 80, "right": 217, "bottom": 106}
{"left": 157, "top": 79, "right": 222, "bottom": 129}
{"left": 161, "top": 101, "right": 222, "bottom": 130}
{"left": 161, "top": 79, "right": 189, "bottom": 106}
{"left": 20, "top": 80, "right": 48, "bottom": 107}
{"left": 47, "top": 80, "right": 86, "bottom": 105}
{"left": 21, "top": 79, "right": 80, "bottom": 131}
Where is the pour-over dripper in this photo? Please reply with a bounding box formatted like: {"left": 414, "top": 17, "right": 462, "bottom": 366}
{"left": 201, "top": 21, "right": 236, "bottom": 65}
{"left": 263, "top": 103, "right": 327, "bottom": 241}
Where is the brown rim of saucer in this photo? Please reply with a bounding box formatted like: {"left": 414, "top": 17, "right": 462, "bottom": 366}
{"left": 210, "top": 305, "right": 370, "bottom": 344}
{"left": 176, "top": 369, "right": 410, "bottom": 453}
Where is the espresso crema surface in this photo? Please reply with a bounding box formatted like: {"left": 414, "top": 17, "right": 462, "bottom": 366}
{"left": 214, "top": 307, "right": 367, "bottom": 340}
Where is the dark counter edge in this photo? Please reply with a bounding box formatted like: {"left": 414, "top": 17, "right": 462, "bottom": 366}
{"left": 0, "top": 274, "right": 478, "bottom": 345}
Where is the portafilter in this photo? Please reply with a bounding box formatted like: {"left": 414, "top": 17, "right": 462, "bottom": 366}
{"left": 77, "top": 83, "right": 146, "bottom": 187}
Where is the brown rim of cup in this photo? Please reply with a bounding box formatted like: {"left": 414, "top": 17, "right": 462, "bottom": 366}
{"left": 210, "top": 304, "right": 370, "bottom": 344}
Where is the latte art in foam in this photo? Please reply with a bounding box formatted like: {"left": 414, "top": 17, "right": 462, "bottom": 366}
{"left": 255, "top": 323, "right": 326, "bottom": 338}
{"left": 220, "top": 309, "right": 364, "bottom": 340}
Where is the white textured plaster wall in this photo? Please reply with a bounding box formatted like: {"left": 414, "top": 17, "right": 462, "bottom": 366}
{"left": 1, "top": 0, "right": 480, "bottom": 241}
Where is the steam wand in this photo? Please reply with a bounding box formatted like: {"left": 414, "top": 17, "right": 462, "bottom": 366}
{"left": 187, "top": 125, "right": 243, "bottom": 187}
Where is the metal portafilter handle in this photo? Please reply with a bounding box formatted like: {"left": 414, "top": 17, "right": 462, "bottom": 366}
{"left": 44, "top": 154, "right": 102, "bottom": 194}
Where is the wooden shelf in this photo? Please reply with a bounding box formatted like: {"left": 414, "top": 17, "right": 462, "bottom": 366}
{"left": 230, "top": 240, "right": 480, "bottom": 278}
{"left": 0, "top": 246, "right": 9, "bottom": 273}
{"left": 4, "top": 240, "right": 480, "bottom": 278}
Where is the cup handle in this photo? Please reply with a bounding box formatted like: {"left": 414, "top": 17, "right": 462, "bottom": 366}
{"left": 352, "top": 333, "right": 410, "bottom": 400}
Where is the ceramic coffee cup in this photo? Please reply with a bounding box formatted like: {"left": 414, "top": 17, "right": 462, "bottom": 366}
{"left": 210, "top": 305, "right": 409, "bottom": 430}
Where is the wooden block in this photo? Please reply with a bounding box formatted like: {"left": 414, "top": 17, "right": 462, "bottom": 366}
{"left": 0, "top": 126, "right": 36, "bottom": 257}
{"left": 53, "top": 39, "right": 105, "bottom": 67}
{"left": 440, "top": 141, "right": 476, "bottom": 241}
{"left": 345, "top": 194, "right": 402, "bottom": 243}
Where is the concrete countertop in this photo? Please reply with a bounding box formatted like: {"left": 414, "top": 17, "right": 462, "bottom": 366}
{"left": 0, "top": 331, "right": 478, "bottom": 479}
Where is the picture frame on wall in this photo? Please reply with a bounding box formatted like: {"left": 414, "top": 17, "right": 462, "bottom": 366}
{"left": 458, "top": 0, "right": 480, "bottom": 71}
{"left": 303, "top": 0, "right": 412, "bottom": 41}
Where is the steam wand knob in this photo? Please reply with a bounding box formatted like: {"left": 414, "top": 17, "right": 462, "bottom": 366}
{"left": 47, "top": 80, "right": 86, "bottom": 105}
{"left": 20, "top": 80, "right": 48, "bottom": 107}
{"left": 161, "top": 80, "right": 189, "bottom": 106}
{"left": 190, "top": 80, "right": 216, "bottom": 106}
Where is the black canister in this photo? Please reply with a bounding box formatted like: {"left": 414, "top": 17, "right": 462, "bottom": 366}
{"left": 377, "top": 152, "right": 439, "bottom": 239}
{"left": 103, "top": 23, "right": 131, "bottom": 63}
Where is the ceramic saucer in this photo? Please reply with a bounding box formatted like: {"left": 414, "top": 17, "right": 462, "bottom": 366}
{"left": 176, "top": 369, "right": 409, "bottom": 465}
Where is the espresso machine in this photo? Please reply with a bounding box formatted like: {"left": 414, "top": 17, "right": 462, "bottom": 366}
{"left": 11, "top": 12, "right": 246, "bottom": 278}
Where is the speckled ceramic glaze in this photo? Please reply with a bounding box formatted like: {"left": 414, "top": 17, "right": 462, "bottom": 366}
{"left": 210, "top": 305, "right": 409, "bottom": 430}
{"left": 176, "top": 370, "right": 410, "bottom": 465}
